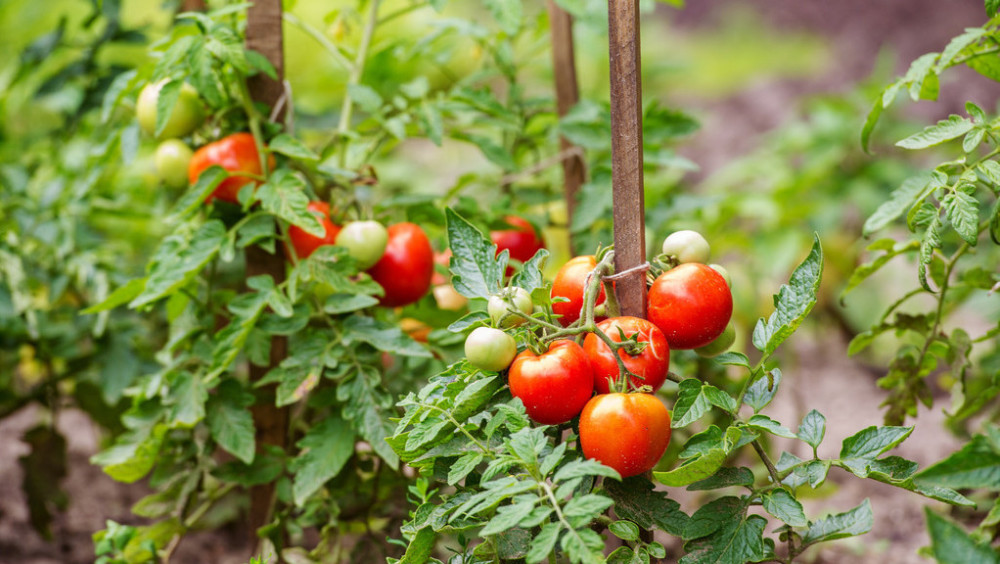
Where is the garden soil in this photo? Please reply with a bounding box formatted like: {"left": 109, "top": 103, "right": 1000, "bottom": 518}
{"left": 0, "top": 0, "right": 987, "bottom": 562}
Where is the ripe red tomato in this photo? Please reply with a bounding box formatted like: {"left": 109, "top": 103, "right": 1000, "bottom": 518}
{"left": 579, "top": 392, "right": 671, "bottom": 478}
{"left": 367, "top": 223, "right": 434, "bottom": 307}
{"left": 583, "top": 316, "right": 670, "bottom": 394}
{"left": 508, "top": 340, "right": 593, "bottom": 425}
{"left": 491, "top": 216, "right": 544, "bottom": 274}
{"left": 288, "top": 201, "right": 340, "bottom": 259}
{"left": 648, "top": 263, "right": 732, "bottom": 350}
{"left": 188, "top": 133, "right": 274, "bottom": 204}
{"left": 551, "top": 255, "right": 606, "bottom": 327}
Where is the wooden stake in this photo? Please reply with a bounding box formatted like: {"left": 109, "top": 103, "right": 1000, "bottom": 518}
{"left": 181, "top": 0, "right": 206, "bottom": 11}
{"left": 547, "top": 0, "right": 586, "bottom": 236}
{"left": 244, "top": 0, "right": 288, "bottom": 551}
{"left": 607, "top": 0, "right": 647, "bottom": 318}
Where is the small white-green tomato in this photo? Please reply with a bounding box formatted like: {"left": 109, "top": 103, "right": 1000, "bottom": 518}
{"left": 709, "top": 263, "right": 732, "bottom": 288}
{"left": 661, "top": 230, "right": 711, "bottom": 264}
{"left": 487, "top": 287, "right": 533, "bottom": 328}
{"left": 335, "top": 220, "right": 389, "bottom": 270}
{"left": 464, "top": 327, "right": 517, "bottom": 372}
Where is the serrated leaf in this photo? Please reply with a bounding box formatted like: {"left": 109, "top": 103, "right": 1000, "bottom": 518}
{"left": 609, "top": 520, "right": 640, "bottom": 542}
{"left": 446, "top": 208, "right": 504, "bottom": 299}
{"left": 81, "top": 277, "right": 147, "bottom": 314}
{"left": 751, "top": 236, "right": 822, "bottom": 357}
{"left": 605, "top": 477, "right": 689, "bottom": 536}
{"left": 206, "top": 379, "right": 256, "bottom": 464}
{"left": 655, "top": 449, "right": 727, "bottom": 487}
{"left": 914, "top": 434, "right": 1000, "bottom": 491}
{"left": 347, "top": 83, "right": 383, "bottom": 113}
{"left": 153, "top": 79, "right": 182, "bottom": 138}
{"left": 840, "top": 426, "right": 913, "bottom": 461}
{"left": 563, "top": 494, "right": 614, "bottom": 519}
{"left": 291, "top": 416, "right": 354, "bottom": 506}
{"left": 672, "top": 379, "right": 711, "bottom": 428}
{"left": 167, "top": 371, "right": 207, "bottom": 426}
{"left": 131, "top": 220, "right": 227, "bottom": 307}
{"left": 553, "top": 459, "right": 622, "bottom": 482}
{"left": 802, "top": 499, "right": 873, "bottom": 545}
{"left": 399, "top": 527, "right": 436, "bottom": 564}
{"left": 943, "top": 189, "right": 980, "bottom": 246}
{"left": 681, "top": 507, "right": 766, "bottom": 564}
{"left": 525, "top": 522, "right": 562, "bottom": 564}
{"left": 686, "top": 467, "right": 755, "bottom": 491}
{"left": 511, "top": 249, "right": 549, "bottom": 293}
{"left": 268, "top": 133, "right": 318, "bottom": 161}
{"left": 482, "top": 0, "right": 522, "bottom": 35}
{"left": 448, "top": 451, "right": 484, "bottom": 485}
{"left": 343, "top": 315, "right": 431, "bottom": 357}
{"left": 481, "top": 500, "right": 536, "bottom": 536}
{"left": 896, "top": 115, "right": 973, "bottom": 150}
{"left": 926, "top": 508, "right": 1000, "bottom": 564}
{"left": 743, "top": 369, "right": 781, "bottom": 413}
{"left": 761, "top": 489, "right": 807, "bottom": 527}
{"left": 748, "top": 415, "right": 796, "bottom": 439}
{"left": 256, "top": 170, "right": 324, "bottom": 237}
{"left": 797, "top": 409, "right": 826, "bottom": 452}
{"left": 937, "top": 28, "right": 987, "bottom": 71}
{"left": 862, "top": 173, "right": 932, "bottom": 236}
{"left": 338, "top": 367, "right": 399, "bottom": 468}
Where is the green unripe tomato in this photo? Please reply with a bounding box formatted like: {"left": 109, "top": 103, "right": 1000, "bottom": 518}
{"left": 662, "top": 230, "right": 710, "bottom": 264}
{"left": 154, "top": 139, "right": 194, "bottom": 189}
{"left": 335, "top": 220, "right": 389, "bottom": 270}
{"left": 137, "top": 81, "right": 205, "bottom": 139}
{"left": 465, "top": 327, "right": 517, "bottom": 372}
{"left": 695, "top": 322, "right": 736, "bottom": 358}
{"left": 487, "top": 287, "right": 533, "bottom": 328}
{"left": 709, "top": 263, "right": 732, "bottom": 288}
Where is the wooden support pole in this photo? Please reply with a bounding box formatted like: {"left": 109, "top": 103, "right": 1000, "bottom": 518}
{"left": 181, "top": 0, "right": 206, "bottom": 11}
{"left": 547, "top": 0, "right": 586, "bottom": 235}
{"left": 244, "top": 0, "right": 288, "bottom": 551}
{"left": 607, "top": 0, "right": 647, "bottom": 318}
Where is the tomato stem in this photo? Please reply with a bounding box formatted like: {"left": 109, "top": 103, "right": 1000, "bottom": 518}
{"left": 334, "top": 0, "right": 382, "bottom": 168}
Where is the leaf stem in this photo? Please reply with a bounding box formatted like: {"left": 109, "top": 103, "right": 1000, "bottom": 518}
{"left": 335, "top": 0, "right": 382, "bottom": 168}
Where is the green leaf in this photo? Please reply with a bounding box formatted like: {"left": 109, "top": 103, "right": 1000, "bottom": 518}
{"left": 81, "top": 277, "right": 146, "bottom": 314}
{"left": 841, "top": 240, "right": 920, "bottom": 300}
{"left": 448, "top": 451, "right": 484, "bottom": 485}
{"left": 268, "top": 133, "right": 319, "bottom": 161}
{"left": 453, "top": 132, "right": 516, "bottom": 170}
{"left": 761, "top": 488, "right": 808, "bottom": 527}
{"left": 339, "top": 367, "right": 400, "bottom": 468}
{"left": 609, "top": 520, "right": 640, "bottom": 542}
{"left": 713, "top": 351, "right": 750, "bottom": 369}
{"left": 481, "top": 500, "right": 536, "bottom": 536}
{"left": 751, "top": 235, "right": 823, "bottom": 357}
{"left": 323, "top": 293, "right": 379, "bottom": 314}
{"left": 343, "top": 315, "right": 432, "bottom": 357}
{"left": 840, "top": 426, "right": 913, "bottom": 461}
{"left": 398, "top": 527, "right": 436, "bottom": 564}
{"left": 482, "top": 0, "right": 522, "bottom": 35}
{"left": 560, "top": 527, "right": 604, "bottom": 564}
{"left": 797, "top": 409, "right": 826, "bottom": 452}
{"left": 92, "top": 425, "right": 167, "bottom": 484}
{"left": 943, "top": 189, "right": 980, "bottom": 246}
{"left": 686, "top": 467, "right": 755, "bottom": 491}
{"left": 977, "top": 160, "right": 1000, "bottom": 187}
{"left": 655, "top": 449, "right": 727, "bottom": 487}
{"left": 131, "top": 220, "right": 227, "bottom": 307}
{"left": 511, "top": 249, "right": 550, "bottom": 294}
{"left": 681, "top": 504, "right": 766, "bottom": 564}
{"left": 347, "top": 83, "right": 383, "bottom": 113}
{"left": 206, "top": 379, "right": 256, "bottom": 464}
{"left": 862, "top": 173, "right": 932, "bottom": 236}
{"left": 605, "top": 477, "right": 689, "bottom": 536}
{"left": 896, "top": 115, "right": 973, "bottom": 150}
{"left": 861, "top": 93, "right": 885, "bottom": 153}
{"left": 671, "top": 379, "right": 711, "bottom": 428}
{"left": 525, "top": 522, "right": 562, "bottom": 564}
{"left": 988, "top": 0, "right": 1000, "bottom": 17}
{"left": 256, "top": 170, "right": 324, "bottom": 237}
{"left": 167, "top": 371, "right": 207, "bottom": 427}
{"left": 291, "top": 415, "right": 355, "bottom": 506}
{"left": 274, "top": 365, "right": 320, "bottom": 407}
{"left": 914, "top": 434, "right": 1000, "bottom": 491}
{"left": 802, "top": 499, "right": 873, "bottom": 545}
{"left": 563, "top": 494, "right": 614, "bottom": 519}
{"left": 748, "top": 415, "right": 796, "bottom": 439}
{"left": 446, "top": 208, "right": 504, "bottom": 299}
{"left": 154, "top": 79, "right": 182, "bottom": 138}
{"left": 937, "top": 28, "right": 987, "bottom": 71}
{"left": 926, "top": 508, "right": 1000, "bottom": 564}
{"left": 743, "top": 369, "right": 781, "bottom": 413}
{"left": 453, "top": 375, "right": 502, "bottom": 420}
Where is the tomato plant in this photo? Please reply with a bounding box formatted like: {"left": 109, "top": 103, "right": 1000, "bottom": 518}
{"left": 287, "top": 201, "right": 340, "bottom": 259}
{"left": 188, "top": 132, "right": 272, "bottom": 204}
{"left": 368, "top": 222, "right": 434, "bottom": 307}
{"left": 578, "top": 392, "right": 672, "bottom": 478}
{"left": 648, "top": 262, "right": 733, "bottom": 349}
{"left": 584, "top": 316, "right": 670, "bottom": 394}
{"left": 551, "top": 255, "right": 606, "bottom": 327}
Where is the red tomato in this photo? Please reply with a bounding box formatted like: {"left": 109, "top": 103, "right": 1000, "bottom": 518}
{"left": 287, "top": 201, "right": 340, "bottom": 259}
{"left": 584, "top": 317, "right": 670, "bottom": 394}
{"left": 491, "top": 216, "right": 545, "bottom": 274}
{"left": 508, "top": 340, "right": 593, "bottom": 425}
{"left": 188, "top": 132, "right": 274, "bottom": 204}
{"left": 648, "top": 263, "right": 733, "bottom": 350}
{"left": 367, "top": 223, "right": 434, "bottom": 307}
{"left": 551, "top": 255, "right": 606, "bottom": 327}
{"left": 579, "top": 392, "right": 671, "bottom": 478}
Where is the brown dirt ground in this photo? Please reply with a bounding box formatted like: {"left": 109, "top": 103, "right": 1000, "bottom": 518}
{"left": 1, "top": 0, "right": 991, "bottom": 562}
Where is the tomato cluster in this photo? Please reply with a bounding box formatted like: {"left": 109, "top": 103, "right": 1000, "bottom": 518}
{"left": 461, "top": 229, "right": 735, "bottom": 478}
